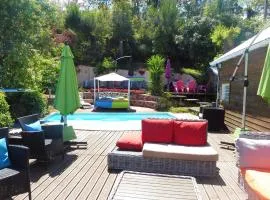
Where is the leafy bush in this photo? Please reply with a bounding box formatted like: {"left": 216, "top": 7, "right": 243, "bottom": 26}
{"left": 181, "top": 67, "right": 206, "bottom": 84}
{"left": 95, "top": 57, "right": 117, "bottom": 75}
{"left": 6, "top": 91, "right": 48, "bottom": 119}
{"left": 0, "top": 92, "right": 13, "bottom": 127}
{"left": 147, "top": 55, "right": 165, "bottom": 96}
{"left": 169, "top": 106, "right": 190, "bottom": 113}
{"left": 157, "top": 92, "right": 172, "bottom": 111}
{"left": 211, "top": 24, "right": 240, "bottom": 49}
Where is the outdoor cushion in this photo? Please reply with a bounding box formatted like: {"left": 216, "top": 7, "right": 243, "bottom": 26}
{"left": 173, "top": 120, "right": 207, "bottom": 146}
{"left": 0, "top": 138, "right": 11, "bottom": 169}
{"left": 244, "top": 169, "right": 270, "bottom": 200}
{"left": 142, "top": 119, "right": 174, "bottom": 143}
{"left": 143, "top": 143, "right": 218, "bottom": 161}
{"left": 116, "top": 132, "right": 143, "bottom": 151}
{"left": 23, "top": 120, "right": 42, "bottom": 132}
{"left": 236, "top": 138, "right": 270, "bottom": 169}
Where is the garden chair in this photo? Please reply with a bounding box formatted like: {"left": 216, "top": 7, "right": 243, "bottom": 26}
{"left": 197, "top": 84, "right": 207, "bottom": 93}
{"left": 174, "top": 80, "right": 186, "bottom": 93}
{"left": 17, "top": 114, "right": 64, "bottom": 163}
{"left": 0, "top": 127, "right": 32, "bottom": 200}
{"left": 79, "top": 93, "right": 92, "bottom": 109}
{"left": 186, "top": 80, "right": 197, "bottom": 93}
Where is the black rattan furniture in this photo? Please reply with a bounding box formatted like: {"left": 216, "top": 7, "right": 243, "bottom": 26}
{"left": 108, "top": 171, "right": 202, "bottom": 200}
{"left": 202, "top": 107, "right": 225, "bottom": 132}
{"left": 0, "top": 127, "right": 32, "bottom": 200}
{"left": 17, "top": 114, "right": 64, "bottom": 162}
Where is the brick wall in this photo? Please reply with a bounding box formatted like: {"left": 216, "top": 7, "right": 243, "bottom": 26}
{"left": 219, "top": 46, "right": 270, "bottom": 131}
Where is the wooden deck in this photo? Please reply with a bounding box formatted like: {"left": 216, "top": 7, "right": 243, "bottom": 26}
{"left": 13, "top": 130, "right": 247, "bottom": 200}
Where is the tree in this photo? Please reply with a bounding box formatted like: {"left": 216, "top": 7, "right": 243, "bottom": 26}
{"left": 147, "top": 55, "right": 165, "bottom": 96}
{"left": 211, "top": 25, "right": 241, "bottom": 52}
{"left": 176, "top": 17, "right": 216, "bottom": 68}
{"left": 111, "top": 0, "right": 134, "bottom": 57}
{"left": 0, "top": 0, "right": 61, "bottom": 90}
{"left": 152, "top": 0, "right": 179, "bottom": 56}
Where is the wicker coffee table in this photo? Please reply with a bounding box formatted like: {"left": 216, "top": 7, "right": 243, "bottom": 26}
{"left": 108, "top": 171, "right": 202, "bottom": 200}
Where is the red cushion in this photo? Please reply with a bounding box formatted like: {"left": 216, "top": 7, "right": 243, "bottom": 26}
{"left": 116, "top": 132, "right": 143, "bottom": 151}
{"left": 142, "top": 119, "right": 174, "bottom": 143}
{"left": 173, "top": 120, "right": 208, "bottom": 146}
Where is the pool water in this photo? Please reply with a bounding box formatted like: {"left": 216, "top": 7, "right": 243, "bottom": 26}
{"left": 43, "top": 112, "right": 175, "bottom": 122}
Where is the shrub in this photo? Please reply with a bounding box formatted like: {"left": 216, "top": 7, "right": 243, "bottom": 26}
{"left": 147, "top": 55, "right": 165, "bottom": 96}
{"left": 6, "top": 91, "right": 48, "bottom": 118}
{"left": 169, "top": 106, "right": 190, "bottom": 113}
{"left": 0, "top": 92, "right": 13, "bottom": 127}
{"left": 157, "top": 92, "right": 172, "bottom": 111}
{"left": 181, "top": 67, "right": 206, "bottom": 84}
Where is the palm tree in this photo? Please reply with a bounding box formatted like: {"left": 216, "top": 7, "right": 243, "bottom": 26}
{"left": 147, "top": 55, "right": 165, "bottom": 96}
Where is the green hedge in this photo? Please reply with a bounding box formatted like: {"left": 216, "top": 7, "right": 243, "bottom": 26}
{"left": 6, "top": 91, "right": 48, "bottom": 119}
{"left": 0, "top": 92, "right": 13, "bottom": 127}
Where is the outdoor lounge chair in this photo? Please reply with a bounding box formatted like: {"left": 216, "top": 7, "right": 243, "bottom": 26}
{"left": 80, "top": 96, "right": 92, "bottom": 109}
{"left": 79, "top": 92, "right": 92, "bottom": 109}
{"left": 0, "top": 127, "right": 32, "bottom": 200}
{"left": 186, "top": 80, "right": 197, "bottom": 93}
{"left": 173, "top": 80, "right": 186, "bottom": 93}
{"left": 17, "top": 114, "right": 64, "bottom": 163}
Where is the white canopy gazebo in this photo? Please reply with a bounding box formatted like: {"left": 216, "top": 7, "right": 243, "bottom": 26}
{"left": 94, "top": 73, "right": 130, "bottom": 109}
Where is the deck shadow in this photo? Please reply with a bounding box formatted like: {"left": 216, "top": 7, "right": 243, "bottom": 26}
{"left": 29, "top": 154, "right": 79, "bottom": 182}
{"left": 196, "top": 174, "right": 226, "bottom": 186}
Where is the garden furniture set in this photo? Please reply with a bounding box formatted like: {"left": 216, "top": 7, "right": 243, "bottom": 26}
{"left": 108, "top": 118, "right": 219, "bottom": 177}
{"left": 17, "top": 114, "right": 65, "bottom": 163}
{"left": 107, "top": 118, "right": 219, "bottom": 199}
{"left": 0, "top": 127, "right": 32, "bottom": 200}
{"left": 0, "top": 114, "right": 66, "bottom": 199}
{"left": 236, "top": 131, "right": 270, "bottom": 200}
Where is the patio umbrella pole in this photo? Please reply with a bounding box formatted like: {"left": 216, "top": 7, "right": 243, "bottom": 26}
{"left": 128, "top": 80, "right": 130, "bottom": 108}
{"left": 229, "top": 24, "right": 270, "bottom": 130}
{"left": 63, "top": 115, "right": 67, "bottom": 126}
{"left": 241, "top": 51, "right": 249, "bottom": 129}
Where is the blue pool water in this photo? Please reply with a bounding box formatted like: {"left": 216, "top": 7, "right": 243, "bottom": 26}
{"left": 43, "top": 112, "right": 175, "bottom": 122}
{"left": 0, "top": 88, "right": 31, "bottom": 92}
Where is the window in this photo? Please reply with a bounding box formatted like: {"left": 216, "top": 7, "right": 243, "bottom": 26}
{"left": 221, "top": 83, "right": 230, "bottom": 103}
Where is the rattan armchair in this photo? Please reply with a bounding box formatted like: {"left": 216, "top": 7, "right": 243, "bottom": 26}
{"left": 0, "top": 127, "right": 32, "bottom": 200}
{"left": 17, "top": 114, "right": 64, "bottom": 163}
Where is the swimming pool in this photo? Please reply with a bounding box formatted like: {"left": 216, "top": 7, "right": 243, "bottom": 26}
{"left": 0, "top": 88, "right": 31, "bottom": 92}
{"left": 43, "top": 112, "right": 176, "bottom": 122}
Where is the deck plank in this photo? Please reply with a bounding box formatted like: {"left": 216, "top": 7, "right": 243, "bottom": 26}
{"left": 13, "top": 130, "right": 247, "bottom": 200}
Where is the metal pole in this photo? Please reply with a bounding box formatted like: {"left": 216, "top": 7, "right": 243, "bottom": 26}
{"left": 93, "top": 78, "right": 96, "bottom": 105}
{"left": 242, "top": 50, "right": 249, "bottom": 129}
{"left": 64, "top": 115, "right": 67, "bottom": 126}
{"left": 264, "top": 0, "right": 268, "bottom": 21}
{"left": 216, "top": 64, "right": 221, "bottom": 107}
{"left": 128, "top": 80, "right": 130, "bottom": 108}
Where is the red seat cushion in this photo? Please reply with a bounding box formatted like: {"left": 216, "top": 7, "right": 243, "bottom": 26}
{"left": 173, "top": 120, "right": 208, "bottom": 146}
{"left": 142, "top": 119, "right": 174, "bottom": 143}
{"left": 116, "top": 132, "right": 143, "bottom": 151}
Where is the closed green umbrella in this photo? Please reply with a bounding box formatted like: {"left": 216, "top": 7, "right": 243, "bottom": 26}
{"left": 257, "top": 43, "right": 270, "bottom": 104}
{"left": 54, "top": 45, "right": 80, "bottom": 141}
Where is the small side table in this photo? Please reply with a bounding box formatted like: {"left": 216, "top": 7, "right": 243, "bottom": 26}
{"left": 108, "top": 171, "right": 202, "bottom": 200}
{"left": 8, "top": 128, "right": 23, "bottom": 145}
{"left": 202, "top": 107, "right": 225, "bottom": 132}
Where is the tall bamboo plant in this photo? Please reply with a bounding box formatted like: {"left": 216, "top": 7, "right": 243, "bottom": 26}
{"left": 147, "top": 55, "right": 165, "bottom": 96}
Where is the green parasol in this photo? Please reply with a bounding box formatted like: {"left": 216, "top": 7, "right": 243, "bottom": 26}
{"left": 257, "top": 43, "right": 270, "bottom": 104}
{"left": 54, "top": 45, "right": 80, "bottom": 141}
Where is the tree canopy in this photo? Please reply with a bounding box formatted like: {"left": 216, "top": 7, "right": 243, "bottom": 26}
{"left": 0, "top": 0, "right": 268, "bottom": 90}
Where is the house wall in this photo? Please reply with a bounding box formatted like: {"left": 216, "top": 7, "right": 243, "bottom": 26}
{"left": 76, "top": 65, "right": 150, "bottom": 87}
{"left": 219, "top": 46, "right": 270, "bottom": 132}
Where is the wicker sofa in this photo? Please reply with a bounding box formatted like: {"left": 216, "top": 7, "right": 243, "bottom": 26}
{"left": 108, "top": 119, "right": 219, "bottom": 177}
{"left": 0, "top": 127, "right": 32, "bottom": 200}
{"left": 17, "top": 114, "right": 64, "bottom": 163}
{"left": 236, "top": 131, "right": 270, "bottom": 200}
